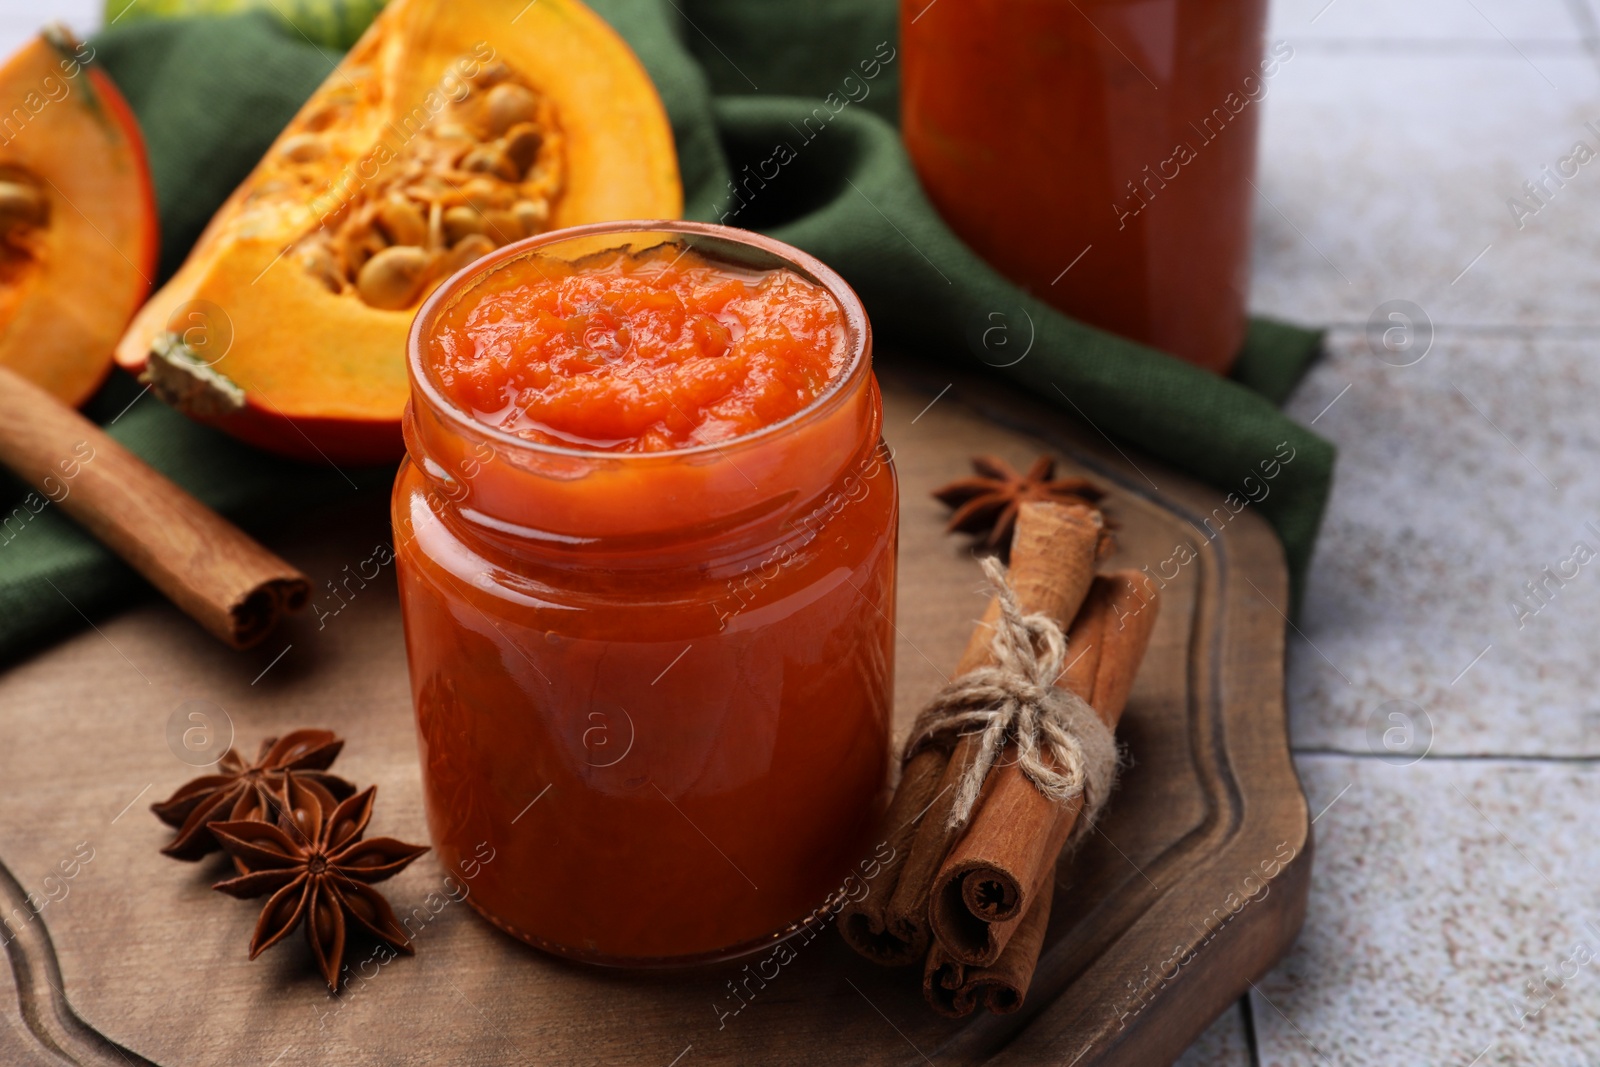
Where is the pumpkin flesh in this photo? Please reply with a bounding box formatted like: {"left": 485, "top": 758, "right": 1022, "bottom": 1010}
{"left": 0, "top": 30, "right": 157, "bottom": 408}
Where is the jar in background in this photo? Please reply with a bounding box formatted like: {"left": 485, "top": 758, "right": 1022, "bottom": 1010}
{"left": 902, "top": 0, "right": 1273, "bottom": 373}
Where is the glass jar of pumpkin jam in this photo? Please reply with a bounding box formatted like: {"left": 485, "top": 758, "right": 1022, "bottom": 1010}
{"left": 901, "top": 0, "right": 1271, "bottom": 373}
{"left": 392, "top": 221, "right": 897, "bottom": 965}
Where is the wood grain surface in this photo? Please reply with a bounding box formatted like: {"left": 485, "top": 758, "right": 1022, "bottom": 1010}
{"left": 0, "top": 361, "right": 1310, "bottom": 1066}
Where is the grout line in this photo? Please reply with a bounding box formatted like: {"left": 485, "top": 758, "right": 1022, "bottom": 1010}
{"left": 1240, "top": 993, "right": 1263, "bottom": 1067}
{"left": 1248, "top": 981, "right": 1332, "bottom": 1064}
{"left": 1275, "top": 37, "right": 1593, "bottom": 54}
{"left": 1290, "top": 321, "right": 1600, "bottom": 338}
{"left": 1293, "top": 747, "right": 1600, "bottom": 765}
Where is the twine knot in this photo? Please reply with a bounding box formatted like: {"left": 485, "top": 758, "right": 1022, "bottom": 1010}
{"left": 903, "top": 557, "right": 1120, "bottom": 834}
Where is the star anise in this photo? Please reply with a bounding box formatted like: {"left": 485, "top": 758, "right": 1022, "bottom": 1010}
{"left": 211, "top": 772, "right": 429, "bottom": 991}
{"left": 151, "top": 730, "right": 356, "bottom": 861}
{"left": 933, "top": 454, "right": 1109, "bottom": 556}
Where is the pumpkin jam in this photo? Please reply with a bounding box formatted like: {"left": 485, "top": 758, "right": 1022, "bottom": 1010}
{"left": 430, "top": 244, "right": 851, "bottom": 451}
{"left": 394, "top": 227, "right": 896, "bottom": 963}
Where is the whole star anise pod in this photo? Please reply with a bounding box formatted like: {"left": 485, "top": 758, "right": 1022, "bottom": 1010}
{"left": 211, "top": 772, "right": 429, "bottom": 991}
{"left": 151, "top": 730, "right": 356, "bottom": 861}
{"left": 934, "top": 454, "right": 1108, "bottom": 555}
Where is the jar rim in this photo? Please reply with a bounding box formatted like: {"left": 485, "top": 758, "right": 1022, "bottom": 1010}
{"left": 406, "top": 219, "right": 872, "bottom": 464}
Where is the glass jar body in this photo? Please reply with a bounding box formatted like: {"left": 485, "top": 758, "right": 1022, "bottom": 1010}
{"left": 391, "top": 424, "right": 896, "bottom": 963}
{"left": 901, "top": 0, "right": 1271, "bottom": 373}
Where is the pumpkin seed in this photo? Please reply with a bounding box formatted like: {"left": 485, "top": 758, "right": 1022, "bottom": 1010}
{"left": 279, "top": 133, "right": 327, "bottom": 164}
{"left": 265, "top": 51, "right": 565, "bottom": 309}
{"left": 512, "top": 198, "right": 550, "bottom": 237}
{"left": 480, "top": 209, "right": 520, "bottom": 244}
{"left": 340, "top": 226, "right": 387, "bottom": 277}
{"left": 443, "top": 205, "right": 488, "bottom": 244}
{"left": 471, "top": 62, "right": 512, "bottom": 89}
{"left": 297, "top": 241, "right": 343, "bottom": 293}
{"left": 523, "top": 162, "right": 563, "bottom": 201}
{"left": 485, "top": 83, "right": 538, "bottom": 137}
{"left": 303, "top": 104, "right": 343, "bottom": 132}
{"left": 356, "top": 245, "right": 434, "bottom": 310}
{"left": 502, "top": 123, "right": 543, "bottom": 177}
{"left": 248, "top": 179, "right": 293, "bottom": 201}
{"left": 461, "top": 145, "right": 519, "bottom": 183}
{"left": 0, "top": 180, "right": 47, "bottom": 228}
{"left": 375, "top": 196, "right": 428, "bottom": 247}
{"left": 443, "top": 233, "right": 496, "bottom": 275}
{"left": 462, "top": 177, "right": 512, "bottom": 211}
{"left": 406, "top": 174, "right": 455, "bottom": 202}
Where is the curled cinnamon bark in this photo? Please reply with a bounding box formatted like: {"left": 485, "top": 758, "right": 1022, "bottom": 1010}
{"left": 837, "top": 746, "right": 949, "bottom": 965}
{"left": 923, "top": 866, "right": 1057, "bottom": 1017}
{"left": 929, "top": 571, "right": 1159, "bottom": 967}
{"left": 839, "top": 500, "right": 1101, "bottom": 966}
{"left": 0, "top": 366, "right": 309, "bottom": 648}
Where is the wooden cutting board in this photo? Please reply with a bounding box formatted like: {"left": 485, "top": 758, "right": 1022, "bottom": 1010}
{"left": 0, "top": 360, "right": 1310, "bottom": 1066}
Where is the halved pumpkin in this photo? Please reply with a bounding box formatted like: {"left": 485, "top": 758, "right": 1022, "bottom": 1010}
{"left": 0, "top": 27, "right": 158, "bottom": 408}
{"left": 115, "top": 0, "right": 682, "bottom": 464}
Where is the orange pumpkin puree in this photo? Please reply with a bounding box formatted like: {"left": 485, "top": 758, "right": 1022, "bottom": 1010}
{"left": 431, "top": 244, "right": 850, "bottom": 451}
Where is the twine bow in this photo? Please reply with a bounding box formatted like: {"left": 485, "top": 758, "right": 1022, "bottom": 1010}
{"left": 903, "top": 557, "right": 1120, "bottom": 833}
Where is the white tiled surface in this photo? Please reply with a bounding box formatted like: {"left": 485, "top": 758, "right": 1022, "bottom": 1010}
{"left": 1251, "top": 50, "right": 1600, "bottom": 329}
{"left": 10, "top": 0, "right": 1600, "bottom": 1062}
{"left": 1252, "top": 0, "right": 1600, "bottom": 1063}
{"left": 1253, "top": 758, "right": 1600, "bottom": 1067}
{"left": 1268, "top": 0, "right": 1586, "bottom": 42}
{"left": 1282, "top": 332, "right": 1600, "bottom": 759}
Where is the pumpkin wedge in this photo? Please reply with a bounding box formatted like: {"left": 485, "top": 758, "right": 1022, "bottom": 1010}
{"left": 0, "top": 28, "right": 157, "bottom": 408}
{"left": 115, "top": 0, "right": 682, "bottom": 464}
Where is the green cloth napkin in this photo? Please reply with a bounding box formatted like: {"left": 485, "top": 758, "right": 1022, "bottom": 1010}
{"left": 0, "top": 2, "right": 1334, "bottom": 664}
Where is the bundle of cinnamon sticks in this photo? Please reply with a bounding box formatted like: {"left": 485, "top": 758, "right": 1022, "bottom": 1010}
{"left": 840, "top": 498, "right": 1160, "bottom": 1017}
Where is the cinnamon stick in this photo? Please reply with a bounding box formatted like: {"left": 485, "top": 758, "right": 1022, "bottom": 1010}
{"left": 878, "top": 734, "right": 980, "bottom": 963}
{"left": 839, "top": 500, "right": 1102, "bottom": 966}
{"left": 0, "top": 366, "right": 310, "bottom": 648}
{"left": 929, "top": 571, "right": 1158, "bottom": 966}
{"left": 838, "top": 745, "right": 949, "bottom": 964}
{"left": 924, "top": 941, "right": 967, "bottom": 1017}
{"left": 923, "top": 866, "right": 1056, "bottom": 1017}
